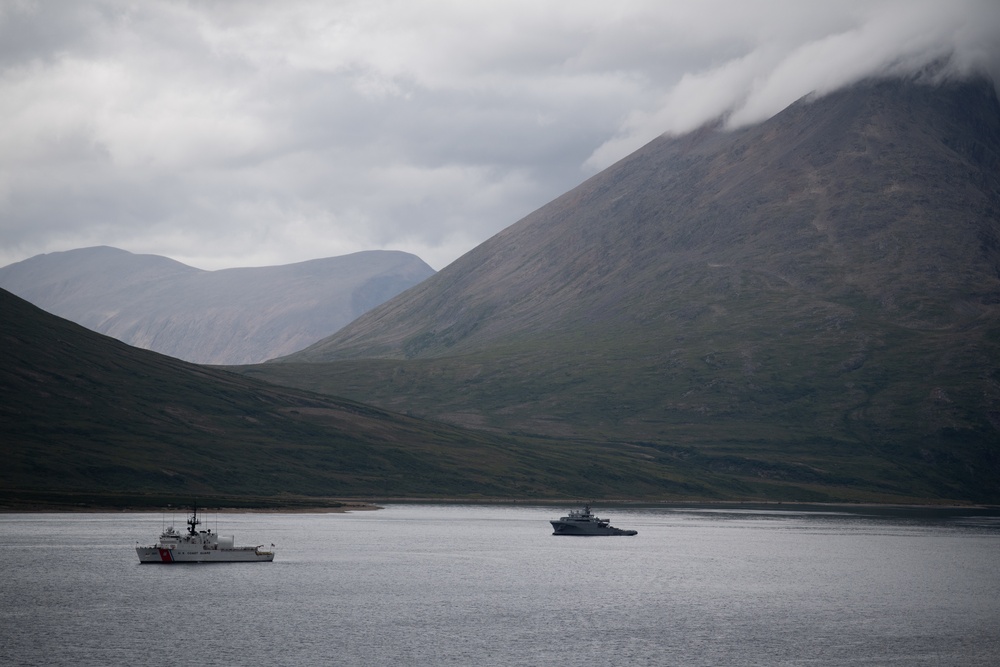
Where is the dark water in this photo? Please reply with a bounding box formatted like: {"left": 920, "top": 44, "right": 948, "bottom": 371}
{"left": 2, "top": 504, "right": 998, "bottom": 666}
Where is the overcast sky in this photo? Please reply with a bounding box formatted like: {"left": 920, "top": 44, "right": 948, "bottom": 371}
{"left": 1, "top": 0, "right": 998, "bottom": 271}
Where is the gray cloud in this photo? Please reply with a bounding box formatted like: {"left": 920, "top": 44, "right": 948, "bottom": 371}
{"left": 1, "top": 0, "right": 997, "bottom": 271}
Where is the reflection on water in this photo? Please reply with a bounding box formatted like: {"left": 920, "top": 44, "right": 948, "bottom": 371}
{"left": 2, "top": 504, "right": 998, "bottom": 666}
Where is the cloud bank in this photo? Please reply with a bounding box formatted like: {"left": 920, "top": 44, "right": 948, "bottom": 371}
{"left": 1, "top": 0, "right": 997, "bottom": 270}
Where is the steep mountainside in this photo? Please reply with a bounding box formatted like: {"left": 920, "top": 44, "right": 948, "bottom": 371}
{"left": 287, "top": 77, "right": 1000, "bottom": 359}
{"left": 253, "top": 76, "right": 1000, "bottom": 501}
{"left": 0, "top": 246, "right": 434, "bottom": 364}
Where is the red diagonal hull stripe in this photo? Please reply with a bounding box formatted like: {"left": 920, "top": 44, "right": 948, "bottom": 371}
{"left": 158, "top": 548, "right": 173, "bottom": 563}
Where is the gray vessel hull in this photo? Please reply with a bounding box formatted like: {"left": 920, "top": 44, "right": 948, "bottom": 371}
{"left": 550, "top": 520, "right": 637, "bottom": 536}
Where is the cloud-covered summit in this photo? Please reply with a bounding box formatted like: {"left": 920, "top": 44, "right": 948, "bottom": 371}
{"left": 1, "top": 1, "right": 997, "bottom": 272}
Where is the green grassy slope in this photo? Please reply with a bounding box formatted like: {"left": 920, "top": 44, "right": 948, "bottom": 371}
{"left": 3, "top": 288, "right": 975, "bottom": 506}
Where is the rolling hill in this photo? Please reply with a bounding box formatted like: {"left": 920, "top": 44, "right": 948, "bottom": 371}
{"left": 245, "top": 75, "right": 1000, "bottom": 502}
{"left": 0, "top": 246, "right": 434, "bottom": 365}
{"left": 2, "top": 286, "right": 975, "bottom": 506}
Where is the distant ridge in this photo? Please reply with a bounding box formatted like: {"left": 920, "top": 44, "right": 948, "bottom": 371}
{"left": 0, "top": 246, "right": 434, "bottom": 364}
{"left": 253, "top": 75, "right": 1000, "bottom": 502}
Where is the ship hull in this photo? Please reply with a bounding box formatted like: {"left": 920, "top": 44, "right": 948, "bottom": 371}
{"left": 136, "top": 546, "right": 274, "bottom": 563}
{"left": 550, "top": 520, "right": 637, "bottom": 536}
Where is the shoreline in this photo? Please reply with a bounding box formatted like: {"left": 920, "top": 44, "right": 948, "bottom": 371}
{"left": 0, "top": 501, "right": 382, "bottom": 514}
{"left": 1, "top": 497, "right": 996, "bottom": 513}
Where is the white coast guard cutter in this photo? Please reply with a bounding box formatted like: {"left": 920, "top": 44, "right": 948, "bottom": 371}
{"left": 136, "top": 506, "right": 274, "bottom": 563}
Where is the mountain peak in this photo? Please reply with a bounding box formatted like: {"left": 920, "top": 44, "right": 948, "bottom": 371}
{"left": 290, "top": 75, "right": 1000, "bottom": 361}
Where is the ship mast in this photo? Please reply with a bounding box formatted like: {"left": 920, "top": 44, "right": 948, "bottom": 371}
{"left": 187, "top": 504, "right": 201, "bottom": 536}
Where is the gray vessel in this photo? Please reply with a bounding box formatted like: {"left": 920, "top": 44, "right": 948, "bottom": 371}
{"left": 550, "top": 504, "right": 637, "bottom": 536}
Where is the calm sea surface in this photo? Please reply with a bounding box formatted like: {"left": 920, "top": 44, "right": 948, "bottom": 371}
{"left": 2, "top": 504, "right": 998, "bottom": 666}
